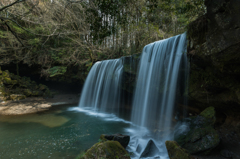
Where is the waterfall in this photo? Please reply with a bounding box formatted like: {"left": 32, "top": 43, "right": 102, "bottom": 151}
{"left": 78, "top": 59, "right": 123, "bottom": 114}
{"left": 127, "top": 33, "right": 188, "bottom": 158}
{"left": 77, "top": 33, "right": 189, "bottom": 158}
{"left": 131, "top": 33, "right": 188, "bottom": 136}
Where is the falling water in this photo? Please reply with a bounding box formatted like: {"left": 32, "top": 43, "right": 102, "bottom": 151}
{"left": 128, "top": 33, "right": 189, "bottom": 158}
{"left": 77, "top": 33, "right": 189, "bottom": 158}
{"left": 78, "top": 59, "right": 123, "bottom": 115}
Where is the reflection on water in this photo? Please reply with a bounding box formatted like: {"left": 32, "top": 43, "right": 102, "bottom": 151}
{"left": 0, "top": 106, "right": 131, "bottom": 159}
{"left": 0, "top": 111, "right": 69, "bottom": 128}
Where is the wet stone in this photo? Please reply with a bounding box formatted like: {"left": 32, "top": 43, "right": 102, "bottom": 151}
{"left": 140, "top": 139, "right": 160, "bottom": 158}
{"left": 100, "top": 134, "right": 130, "bottom": 148}
{"left": 136, "top": 144, "right": 143, "bottom": 153}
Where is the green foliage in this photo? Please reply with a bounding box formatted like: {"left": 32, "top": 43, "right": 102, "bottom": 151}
{"left": 0, "top": 0, "right": 206, "bottom": 82}
{"left": 10, "top": 23, "right": 25, "bottom": 34}
{"left": 47, "top": 66, "right": 67, "bottom": 77}
{"left": 27, "top": 38, "right": 40, "bottom": 45}
{"left": 0, "top": 30, "right": 7, "bottom": 38}
{"left": 0, "top": 68, "right": 52, "bottom": 100}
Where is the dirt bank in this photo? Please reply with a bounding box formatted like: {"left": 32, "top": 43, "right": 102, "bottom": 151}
{"left": 0, "top": 94, "right": 79, "bottom": 115}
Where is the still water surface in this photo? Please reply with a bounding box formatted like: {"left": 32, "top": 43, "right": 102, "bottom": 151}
{"left": 0, "top": 106, "right": 131, "bottom": 159}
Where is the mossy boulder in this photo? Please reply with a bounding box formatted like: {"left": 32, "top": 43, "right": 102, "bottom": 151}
{"left": 165, "top": 141, "right": 194, "bottom": 159}
{"left": 199, "top": 107, "right": 216, "bottom": 125}
{"left": 179, "top": 126, "right": 220, "bottom": 154}
{"left": 0, "top": 68, "right": 52, "bottom": 100}
{"left": 174, "top": 107, "right": 220, "bottom": 155}
{"left": 79, "top": 140, "right": 130, "bottom": 159}
{"left": 100, "top": 134, "right": 130, "bottom": 148}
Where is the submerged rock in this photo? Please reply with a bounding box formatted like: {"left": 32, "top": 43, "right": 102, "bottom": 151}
{"left": 100, "top": 134, "right": 130, "bottom": 148}
{"left": 140, "top": 139, "right": 160, "bottom": 158}
{"left": 174, "top": 107, "right": 220, "bottom": 154}
{"left": 165, "top": 141, "right": 194, "bottom": 159}
{"left": 80, "top": 140, "right": 130, "bottom": 159}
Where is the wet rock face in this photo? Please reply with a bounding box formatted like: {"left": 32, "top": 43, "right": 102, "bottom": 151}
{"left": 165, "top": 141, "right": 194, "bottom": 159}
{"left": 205, "top": 0, "right": 240, "bottom": 57}
{"left": 188, "top": 0, "right": 240, "bottom": 126}
{"left": 121, "top": 54, "right": 141, "bottom": 94}
{"left": 80, "top": 140, "right": 130, "bottom": 159}
{"left": 100, "top": 134, "right": 130, "bottom": 148}
{"left": 174, "top": 107, "right": 220, "bottom": 155}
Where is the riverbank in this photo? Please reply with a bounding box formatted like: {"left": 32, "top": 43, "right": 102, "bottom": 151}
{"left": 0, "top": 94, "right": 79, "bottom": 115}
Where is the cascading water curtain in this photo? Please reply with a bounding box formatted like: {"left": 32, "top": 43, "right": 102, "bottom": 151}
{"left": 131, "top": 33, "right": 189, "bottom": 141}
{"left": 78, "top": 59, "right": 123, "bottom": 115}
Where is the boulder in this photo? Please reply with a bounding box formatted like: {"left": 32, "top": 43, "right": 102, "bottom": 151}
{"left": 165, "top": 141, "right": 194, "bottom": 159}
{"left": 180, "top": 126, "right": 220, "bottom": 154}
{"left": 199, "top": 107, "right": 216, "bottom": 126}
{"left": 80, "top": 140, "right": 130, "bottom": 159}
{"left": 100, "top": 134, "right": 130, "bottom": 148}
{"left": 174, "top": 107, "right": 220, "bottom": 154}
{"left": 140, "top": 139, "right": 160, "bottom": 158}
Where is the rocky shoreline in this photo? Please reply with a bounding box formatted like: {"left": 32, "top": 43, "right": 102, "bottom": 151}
{"left": 0, "top": 94, "right": 79, "bottom": 115}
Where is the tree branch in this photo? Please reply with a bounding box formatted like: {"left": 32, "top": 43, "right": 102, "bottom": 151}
{"left": 0, "top": 0, "right": 26, "bottom": 12}
{"left": 0, "top": 16, "right": 70, "bottom": 37}
{"left": 1, "top": 19, "right": 25, "bottom": 47}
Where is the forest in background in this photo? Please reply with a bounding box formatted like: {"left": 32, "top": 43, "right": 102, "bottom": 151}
{"left": 0, "top": 0, "right": 205, "bottom": 81}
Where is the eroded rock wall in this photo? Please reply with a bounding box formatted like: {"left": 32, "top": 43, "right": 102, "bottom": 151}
{"left": 188, "top": 0, "right": 240, "bottom": 128}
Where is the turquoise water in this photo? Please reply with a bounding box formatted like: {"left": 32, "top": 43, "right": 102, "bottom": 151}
{"left": 0, "top": 106, "right": 131, "bottom": 159}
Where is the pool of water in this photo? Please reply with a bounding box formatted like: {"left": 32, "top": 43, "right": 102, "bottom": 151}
{"left": 0, "top": 106, "right": 131, "bottom": 159}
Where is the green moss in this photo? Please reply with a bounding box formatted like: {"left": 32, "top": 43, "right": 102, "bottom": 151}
{"left": 200, "top": 107, "right": 216, "bottom": 125}
{"left": 0, "top": 69, "right": 52, "bottom": 100}
{"left": 165, "top": 141, "right": 194, "bottom": 159}
{"left": 177, "top": 126, "right": 220, "bottom": 155}
{"left": 175, "top": 107, "right": 219, "bottom": 155}
{"left": 23, "top": 89, "right": 32, "bottom": 96}
{"left": 80, "top": 141, "right": 130, "bottom": 159}
{"left": 99, "top": 134, "right": 108, "bottom": 142}
{"left": 75, "top": 152, "right": 86, "bottom": 159}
